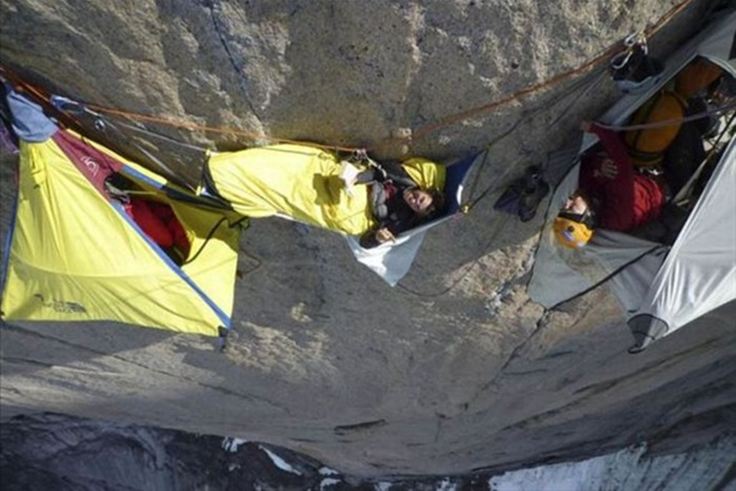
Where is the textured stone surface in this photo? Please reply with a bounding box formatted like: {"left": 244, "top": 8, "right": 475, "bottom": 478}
{"left": 1, "top": 0, "right": 735, "bottom": 478}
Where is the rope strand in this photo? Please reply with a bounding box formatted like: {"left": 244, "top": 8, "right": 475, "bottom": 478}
{"left": 111, "top": 118, "right": 210, "bottom": 153}
{"left": 83, "top": 102, "right": 361, "bottom": 153}
{"left": 595, "top": 99, "right": 736, "bottom": 131}
{"left": 404, "top": 0, "right": 698, "bottom": 145}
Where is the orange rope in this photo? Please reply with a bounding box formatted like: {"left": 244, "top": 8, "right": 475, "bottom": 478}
{"left": 83, "top": 103, "right": 362, "bottom": 153}
{"left": 406, "top": 0, "right": 698, "bottom": 144}
{"left": 0, "top": 64, "right": 361, "bottom": 153}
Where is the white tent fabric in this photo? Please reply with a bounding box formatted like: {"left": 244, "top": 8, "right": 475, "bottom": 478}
{"left": 629, "top": 137, "right": 736, "bottom": 348}
{"left": 528, "top": 8, "right": 736, "bottom": 350}
{"left": 346, "top": 227, "right": 428, "bottom": 286}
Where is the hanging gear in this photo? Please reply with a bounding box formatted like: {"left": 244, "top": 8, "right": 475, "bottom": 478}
{"left": 609, "top": 33, "right": 663, "bottom": 95}
{"left": 493, "top": 165, "right": 550, "bottom": 222}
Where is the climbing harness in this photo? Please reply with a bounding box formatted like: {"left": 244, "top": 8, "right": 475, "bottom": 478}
{"left": 608, "top": 32, "right": 664, "bottom": 96}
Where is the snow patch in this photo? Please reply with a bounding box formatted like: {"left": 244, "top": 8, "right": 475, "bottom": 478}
{"left": 485, "top": 439, "right": 735, "bottom": 490}
{"left": 221, "top": 437, "right": 248, "bottom": 453}
{"left": 320, "top": 477, "right": 342, "bottom": 490}
{"left": 488, "top": 446, "right": 646, "bottom": 491}
{"left": 319, "top": 466, "right": 339, "bottom": 476}
{"left": 259, "top": 445, "right": 302, "bottom": 475}
{"left": 435, "top": 478, "right": 457, "bottom": 491}
{"left": 374, "top": 483, "right": 393, "bottom": 491}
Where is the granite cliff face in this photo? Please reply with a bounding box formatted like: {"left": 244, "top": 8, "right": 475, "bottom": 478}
{"left": 1, "top": 0, "right": 734, "bottom": 477}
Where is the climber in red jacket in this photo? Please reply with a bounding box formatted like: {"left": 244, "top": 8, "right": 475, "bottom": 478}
{"left": 554, "top": 121, "right": 667, "bottom": 249}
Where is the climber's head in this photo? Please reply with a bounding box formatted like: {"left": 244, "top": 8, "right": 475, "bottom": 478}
{"left": 404, "top": 188, "right": 445, "bottom": 218}
{"left": 554, "top": 191, "right": 595, "bottom": 248}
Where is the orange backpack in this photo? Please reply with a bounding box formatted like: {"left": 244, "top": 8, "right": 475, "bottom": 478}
{"left": 675, "top": 59, "right": 724, "bottom": 98}
{"left": 624, "top": 90, "right": 687, "bottom": 167}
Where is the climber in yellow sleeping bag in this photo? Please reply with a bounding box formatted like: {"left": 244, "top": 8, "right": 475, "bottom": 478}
{"left": 203, "top": 144, "right": 446, "bottom": 247}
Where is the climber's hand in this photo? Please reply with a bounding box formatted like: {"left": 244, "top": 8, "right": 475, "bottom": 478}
{"left": 598, "top": 158, "right": 619, "bottom": 179}
{"left": 375, "top": 227, "right": 395, "bottom": 244}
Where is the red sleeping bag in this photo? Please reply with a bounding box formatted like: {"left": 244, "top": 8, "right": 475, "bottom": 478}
{"left": 124, "top": 198, "right": 190, "bottom": 257}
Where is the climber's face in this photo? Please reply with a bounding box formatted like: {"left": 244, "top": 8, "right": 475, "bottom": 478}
{"left": 564, "top": 192, "right": 589, "bottom": 215}
{"left": 404, "top": 189, "right": 434, "bottom": 215}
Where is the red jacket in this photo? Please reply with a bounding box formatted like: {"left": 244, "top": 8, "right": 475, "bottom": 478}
{"left": 579, "top": 124, "right": 665, "bottom": 232}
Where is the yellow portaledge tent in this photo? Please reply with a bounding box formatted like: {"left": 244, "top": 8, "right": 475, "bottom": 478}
{"left": 1, "top": 90, "right": 241, "bottom": 337}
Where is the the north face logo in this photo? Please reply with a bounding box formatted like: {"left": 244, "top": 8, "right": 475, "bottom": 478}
{"left": 81, "top": 156, "right": 100, "bottom": 177}
{"left": 34, "top": 294, "right": 87, "bottom": 314}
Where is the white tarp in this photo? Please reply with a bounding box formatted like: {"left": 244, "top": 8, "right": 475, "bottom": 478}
{"left": 346, "top": 231, "right": 428, "bottom": 287}
{"left": 630, "top": 137, "right": 736, "bottom": 342}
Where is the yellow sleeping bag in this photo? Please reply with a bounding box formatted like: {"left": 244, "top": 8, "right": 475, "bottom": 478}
{"left": 206, "top": 144, "right": 445, "bottom": 236}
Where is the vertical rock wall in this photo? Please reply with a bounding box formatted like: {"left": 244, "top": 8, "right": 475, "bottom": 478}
{"left": 1, "top": 0, "right": 734, "bottom": 477}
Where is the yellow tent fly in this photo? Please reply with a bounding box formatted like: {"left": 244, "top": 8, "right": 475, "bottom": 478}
{"left": 1, "top": 91, "right": 240, "bottom": 337}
